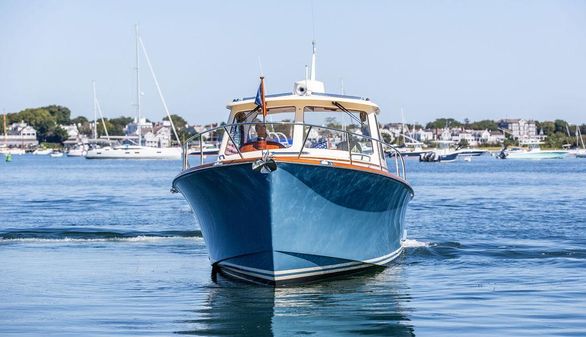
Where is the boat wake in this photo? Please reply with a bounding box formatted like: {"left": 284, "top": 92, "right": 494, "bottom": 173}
{"left": 402, "top": 239, "right": 429, "bottom": 248}
{"left": 0, "top": 228, "right": 202, "bottom": 243}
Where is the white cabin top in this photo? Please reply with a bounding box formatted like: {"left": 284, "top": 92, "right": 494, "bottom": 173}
{"left": 227, "top": 92, "right": 380, "bottom": 115}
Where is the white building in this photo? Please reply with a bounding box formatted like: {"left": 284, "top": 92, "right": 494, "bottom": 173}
{"left": 60, "top": 124, "right": 80, "bottom": 139}
{"left": 125, "top": 118, "right": 154, "bottom": 138}
{"left": 143, "top": 121, "right": 174, "bottom": 148}
{"left": 1, "top": 121, "right": 38, "bottom": 147}
{"left": 498, "top": 119, "right": 537, "bottom": 139}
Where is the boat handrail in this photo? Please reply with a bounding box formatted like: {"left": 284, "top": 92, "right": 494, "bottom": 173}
{"left": 181, "top": 122, "right": 407, "bottom": 180}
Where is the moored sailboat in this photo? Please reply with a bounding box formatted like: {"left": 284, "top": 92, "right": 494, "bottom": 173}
{"left": 86, "top": 25, "right": 181, "bottom": 160}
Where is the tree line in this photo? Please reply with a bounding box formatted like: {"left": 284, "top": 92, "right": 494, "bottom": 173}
{"left": 422, "top": 117, "right": 586, "bottom": 148}
{"left": 1, "top": 105, "right": 194, "bottom": 145}
{"left": 2, "top": 106, "right": 585, "bottom": 148}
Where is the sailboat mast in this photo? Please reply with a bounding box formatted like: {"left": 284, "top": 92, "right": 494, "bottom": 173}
{"left": 3, "top": 110, "right": 7, "bottom": 144}
{"left": 135, "top": 24, "right": 142, "bottom": 146}
{"left": 93, "top": 81, "right": 98, "bottom": 140}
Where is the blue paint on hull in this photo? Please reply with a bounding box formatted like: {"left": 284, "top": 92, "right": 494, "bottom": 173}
{"left": 173, "top": 162, "right": 413, "bottom": 284}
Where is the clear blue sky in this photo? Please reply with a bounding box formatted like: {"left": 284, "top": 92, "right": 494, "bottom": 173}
{"left": 1, "top": 0, "right": 585, "bottom": 125}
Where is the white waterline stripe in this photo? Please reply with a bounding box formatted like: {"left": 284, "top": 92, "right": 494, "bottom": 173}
{"left": 220, "top": 247, "right": 403, "bottom": 281}
{"left": 222, "top": 250, "right": 402, "bottom": 282}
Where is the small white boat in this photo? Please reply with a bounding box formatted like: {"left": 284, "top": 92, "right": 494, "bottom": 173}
{"left": 393, "top": 142, "right": 427, "bottom": 158}
{"left": 0, "top": 147, "right": 25, "bottom": 155}
{"left": 50, "top": 151, "right": 64, "bottom": 158}
{"left": 189, "top": 143, "right": 220, "bottom": 155}
{"left": 66, "top": 146, "right": 87, "bottom": 157}
{"left": 33, "top": 148, "right": 53, "bottom": 155}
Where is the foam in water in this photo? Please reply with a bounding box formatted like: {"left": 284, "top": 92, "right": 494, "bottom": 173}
{"left": 402, "top": 239, "right": 429, "bottom": 248}
{"left": 0, "top": 236, "right": 202, "bottom": 243}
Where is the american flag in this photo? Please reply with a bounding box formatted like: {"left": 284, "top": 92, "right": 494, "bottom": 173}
{"left": 312, "top": 139, "right": 328, "bottom": 149}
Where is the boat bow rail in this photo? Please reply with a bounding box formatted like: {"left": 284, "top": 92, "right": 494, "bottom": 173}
{"left": 180, "top": 122, "right": 407, "bottom": 180}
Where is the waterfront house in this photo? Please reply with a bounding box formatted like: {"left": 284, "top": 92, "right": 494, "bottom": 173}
{"left": 498, "top": 119, "right": 537, "bottom": 139}
{"left": 1, "top": 121, "right": 38, "bottom": 147}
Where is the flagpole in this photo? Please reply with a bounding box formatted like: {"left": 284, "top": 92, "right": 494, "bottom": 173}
{"left": 260, "top": 76, "right": 267, "bottom": 121}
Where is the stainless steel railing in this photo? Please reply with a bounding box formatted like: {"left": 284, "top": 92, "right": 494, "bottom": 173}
{"left": 181, "top": 122, "right": 407, "bottom": 179}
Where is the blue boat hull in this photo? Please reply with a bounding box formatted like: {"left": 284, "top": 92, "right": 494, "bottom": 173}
{"left": 173, "top": 161, "right": 413, "bottom": 284}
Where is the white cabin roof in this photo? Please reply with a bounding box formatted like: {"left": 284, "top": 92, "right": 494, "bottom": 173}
{"left": 227, "top": 92, "right": 381, "bottom": 114}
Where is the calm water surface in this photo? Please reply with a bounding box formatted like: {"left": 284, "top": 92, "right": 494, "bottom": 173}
{"left": 1, "top": 155, "right": 585, "bottom": 336}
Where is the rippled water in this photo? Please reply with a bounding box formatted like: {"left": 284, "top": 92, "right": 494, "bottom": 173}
{"left": 1, "top": 155, "right": 585, "bottom": 336}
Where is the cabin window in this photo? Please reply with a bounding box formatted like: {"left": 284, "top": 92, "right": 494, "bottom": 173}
{"left": 303, "top": 106, "right": 374, "bottom": 156}
{"left": 225, "top": 107, "right": 295, "bottom": 154}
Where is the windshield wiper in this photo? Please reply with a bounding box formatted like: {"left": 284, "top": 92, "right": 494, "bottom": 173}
{"left": 332, "top": 101, "right": 363, "bottom": 126}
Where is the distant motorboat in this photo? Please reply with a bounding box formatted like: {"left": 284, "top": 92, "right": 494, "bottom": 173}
{"left": 33, "top": 148, "right": 53, "bottom": 155}
{"left": 392, "top": 142, "right": 427, "bottom": 158}
{"left": 67, "top": 146, "right": 87, "bottom": 157}
{"left": 0, "top": 147, "right": 25, "bottom": 155}
{"left": 506, "top": 142, "right": 569, "bottom": 160}
{"left": 507, "top": 149, "right": 568, "bottom": 160}
{"left": 454, "top": 148, "right": 489, "bottom": 157}
{"left": 502, "top": 142, "right": 568, "bottom": 160}
{"left": 419, "top": 140, "right": 459, "bottom": 162}
{"left": 189, "top": 143, "right": 220, "bottom": 155}
{"left": 50, "top": 151, "right": 64, "bottom": 158}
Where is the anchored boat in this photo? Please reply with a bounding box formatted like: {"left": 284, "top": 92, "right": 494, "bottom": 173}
{"left": 86, "top": 25, "right": 182, "bottom": 160}
{"left": 172, "top": 44, "right": 413, "bottom": 285}
{"left": 499, "top": 140, "right": 568, "bottom": 160}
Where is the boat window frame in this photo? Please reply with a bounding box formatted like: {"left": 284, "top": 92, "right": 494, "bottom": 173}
{"left": 223, "top": 105, "right": 298, "bottom": 154}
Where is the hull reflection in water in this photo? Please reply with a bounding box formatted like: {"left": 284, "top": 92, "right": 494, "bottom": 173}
{"left": 176, "top": 267, "right": 414, "bottom": 336}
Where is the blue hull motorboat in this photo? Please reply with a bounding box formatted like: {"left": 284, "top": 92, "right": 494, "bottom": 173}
{"left": 173, "top": 160, "right": 412, "bottom": 284}
{"left": 172, "top": 43, "right": 413, "bottom": 285}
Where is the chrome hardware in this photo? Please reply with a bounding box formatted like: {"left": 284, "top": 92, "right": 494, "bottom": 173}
{"left": 252, "top": 151, "right": 277, "bottom": 174}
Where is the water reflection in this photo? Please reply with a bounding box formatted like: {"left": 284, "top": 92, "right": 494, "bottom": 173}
{"left": 177, "top": 265, "right": 415, "bottom": 336}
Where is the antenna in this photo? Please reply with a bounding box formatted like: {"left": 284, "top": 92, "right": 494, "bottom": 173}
{"left": 310, "top": 0, "right": 317, "bottom": 81}
{"left": 310, "top": 40, "right": 317, "bottom": 81}
{"left": 257, "top": 56, "right": 264, "bottom": 77}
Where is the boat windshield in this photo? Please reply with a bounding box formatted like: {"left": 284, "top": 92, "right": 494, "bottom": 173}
{"left": 225, "top": 107, "right": 295, "bottom": 155}
{"left": 303, "top": 106, "right": 373, "bottom": 155}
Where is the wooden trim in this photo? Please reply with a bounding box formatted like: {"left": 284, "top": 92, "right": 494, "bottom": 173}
{"left": 177, "top": 155, "right": 412, "bottom": 191}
